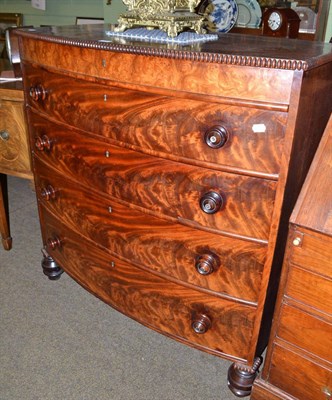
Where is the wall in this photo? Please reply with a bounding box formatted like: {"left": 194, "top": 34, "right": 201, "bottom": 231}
{"left": 0, "top": 0, "right": 125, "bottom": 26}
{"left": 0, "top": 0, "right": 331, "bottom": 41}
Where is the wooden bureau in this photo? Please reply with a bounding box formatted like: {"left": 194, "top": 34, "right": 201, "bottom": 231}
{"left": 251, "top": 113, "right": 332, "bottom": 400}
{"left": 15, "top": 26, "right": 332, "bottom": 396}
{"left": 0, "top": 59, "right": 32, "bottom": 250}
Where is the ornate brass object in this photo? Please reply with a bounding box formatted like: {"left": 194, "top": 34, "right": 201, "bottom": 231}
{"left": 115, "top": 0, "right": 206, "bottom": 37}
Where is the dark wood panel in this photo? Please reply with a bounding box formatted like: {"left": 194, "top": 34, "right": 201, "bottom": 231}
{"left": 35, "top": 160, "right": 266, "bottom": 303}
{"left": 29, "top": 113, "right": 277, "bottom": 240}
{"left": 40, "top": 209, "right": 256, "bottom": 362}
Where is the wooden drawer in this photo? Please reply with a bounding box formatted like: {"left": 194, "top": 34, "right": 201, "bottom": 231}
{"left": 268, "top": 344, "right": 332, "bottom": 400}
{"left": 24, "top": 64, "right": 287, "bottom": 175}
{"left": 0, "top": 97, "right": 31, "bottom": 177}
{"left": 40, "top": 210, "right": 256, "bottom": 361}
{"left": 285, "top": 265, "right": 332, "bottom": 315}
{"left": 290, "top": 229, "right": 332, "bottom": 279}
{"left": 277, "top": 303, "right": 332, "bottom": 362}
{"left": 35, "top": 162, "right": 266, "bottom": 303}
{"left": 29, "top": 113, "right": 277, "bottom": 240}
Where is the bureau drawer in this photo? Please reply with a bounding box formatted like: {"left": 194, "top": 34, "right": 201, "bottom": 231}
{"left": 290, "top": 229, "right": 332, "bottom": 279}
{"left": 30, "top": 114, "right": 277, "bottom": 240}
{"left": 277, "top": 303, "right": 332, "bottom": 362}
{"left": 35, "top": 164, "right": 266, "bottom": 303}
{"left": 285, "top": 265, "right": 332, "bottom": 315}
{"left": 40, "top": 211, "right": 256, "bottom": 361}
{"left": 24, "top": 63, "right": 287, "bottom": 175}
{"left": 0, "top": 98, "right": 31, "bottom": 177}
{"left": 268, "top": 344, "right": 332, "bottom": 400}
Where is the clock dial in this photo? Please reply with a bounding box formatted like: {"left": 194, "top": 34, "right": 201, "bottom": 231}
{"left": 268, "top": 11, "right": 282, "bottom": 31}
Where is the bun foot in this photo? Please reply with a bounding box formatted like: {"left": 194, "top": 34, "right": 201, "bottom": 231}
{"left": 227, "top": 357, "right": 262, "bottom": 397}
{"left": 41, "top": 248, "right": 63, "bottom": 280}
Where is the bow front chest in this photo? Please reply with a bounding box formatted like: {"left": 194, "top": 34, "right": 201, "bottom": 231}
{"left": 16, "top": 26, "right": 332, "bottom": 396}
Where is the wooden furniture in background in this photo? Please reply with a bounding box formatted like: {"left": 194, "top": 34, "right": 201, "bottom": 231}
{"left": 0, "top": 13, "right": 22, "bottom": 58}
{"left": 0, "top": 59, "right": 32, "bottom": 250}
{"left": 16, "top": 26, "right": 332, "bottom": 396}
{"left": 230, "top": 0, "right": 331, "bottom": 41}
{"left": 251, "top": 113, "right": 332, "bottom": 400}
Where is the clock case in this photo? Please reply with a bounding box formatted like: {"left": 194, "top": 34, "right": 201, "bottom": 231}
{"left": 262, "top": 8, "right": 301, "bottom": 38}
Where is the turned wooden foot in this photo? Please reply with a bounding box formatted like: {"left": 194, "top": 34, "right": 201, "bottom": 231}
{"left": 227, "top": 357, "right": 262, "bottom": 397}
{"left": 41, "top": 248, "right": 64, "bottom": 280}
{"left": 0, "top": 174, "right": 12, "bottom": 250}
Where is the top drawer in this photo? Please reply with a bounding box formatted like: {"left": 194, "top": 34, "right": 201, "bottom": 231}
{"left": 290, "top": 227, "right": 332, "bottom": 280}
{"left": 24, "top": 63, "right": 287, "bottom": 176}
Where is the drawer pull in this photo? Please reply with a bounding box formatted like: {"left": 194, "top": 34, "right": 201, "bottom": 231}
{"left": 200, "top": 191, "right": 224, "bottom": 214}
{"left": 47, "top": 236, "right": 62, "bottom": 250}
{"left": 41, "top": 185, "right": 56, "bottom": 201}
{"left": 204, "top": 125, "right": 228, "bottom": 149}
{"left": 192, "top": 314, "right": 212, "bottom": 334}
{"left": 29, "top": 84, "right": 47, "bottom": 102}
{"left": 195, "top": 253, "right": 220, "bottom": 275}
{"left": 0, "top": 130, "right": 10, "bottom": 141}
{"left": 35, "top": 135, "right": 52, "bottom": 151}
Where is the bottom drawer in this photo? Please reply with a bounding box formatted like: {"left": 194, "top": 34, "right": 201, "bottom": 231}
{"left": 40, "top": 208, "right": 256, "bottom": 361}
{"left": 269, "top": 344, "right": 332, "bottom": 400}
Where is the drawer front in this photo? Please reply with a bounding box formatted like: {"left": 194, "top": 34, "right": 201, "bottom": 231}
{"left": 290, "top": 228, "right": 332, "bottom": 279}
{"left": 0, "top": 99, "right": 31, "bottom": 176}
{"left": 277, "top": 303, "right": 332, "bottom": 362}
{"left": 40, "top": 209, "right": 256, "bottom": 361}
{"left": 24, "top": 64, "right": 287, "bottom": 175}
{"left": 286, "top": 265, "right": 332, "bottom": 315}
{"left": 269, "top": 344, "right": 332, "bottom": 400}
{"left": 35, "top": 163, "right": 266, "bottom": 302}
{"left": 30, "top": 114, "right": 277, "bottom": 240}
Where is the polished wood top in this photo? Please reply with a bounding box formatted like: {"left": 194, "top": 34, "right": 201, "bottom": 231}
{"left": 291, "top": 114, "right": 332, "bottom": 236}
{"left": 15, "top": 25, "right": 332, "bottom": 71}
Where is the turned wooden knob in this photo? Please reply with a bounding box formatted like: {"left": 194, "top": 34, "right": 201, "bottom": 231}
{"left": 200, "top": 191, "right": 224, "bottom": 214}
{"left": 47, "top": 236, "right": 62, "bottom": 250}
{"left": 29, "top": 84, "right": 47, "bottom": 102}
{"left": 35, "top": 135, "right": 52, "bottom": 151}
{"left": 204, "top": 125, "right": 228, "bottom": 149}
{"left": 41, "top": 185, "right": 56, "bottom": 201}
{"left": 195, "top": 253, "right": 220, "bottom": 275}
{"left": 192, "top": 314, "right": 212, "bottom": 334}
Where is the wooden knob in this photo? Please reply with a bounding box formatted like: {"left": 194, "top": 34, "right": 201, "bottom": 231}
{"left": 200, "top": 191, "right": 224, "bottom": 214}
{"left": 195, "top": 253, "right": 220, "bottom": 275}
{"left": 192, "top": 314, "right": 212, "bottom": 334}
{"left": 47, "top": 236, "right": 62, "bottom": 250}
{"left": 41, "top": 185, "right": 56, "bottom": 201}
{"left": 204, "top": 125, "right": 228, "bottom": 149}
{"left": 29, "top": 84, "right": 47, "bottom": 102}
{"left": 35, "top": 135, "right": 52, "bottom": 151}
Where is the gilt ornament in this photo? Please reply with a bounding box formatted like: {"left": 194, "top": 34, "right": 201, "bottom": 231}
{"left": 115, "top": 0, "right": 206, "bottom": 37}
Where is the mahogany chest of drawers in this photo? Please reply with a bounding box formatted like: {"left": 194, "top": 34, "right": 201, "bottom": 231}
{"left": 16, "top": 26, "right": 332, "bottom": 396}
{"left": 251, "top": 113, "right": 332, "bottom": 400}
